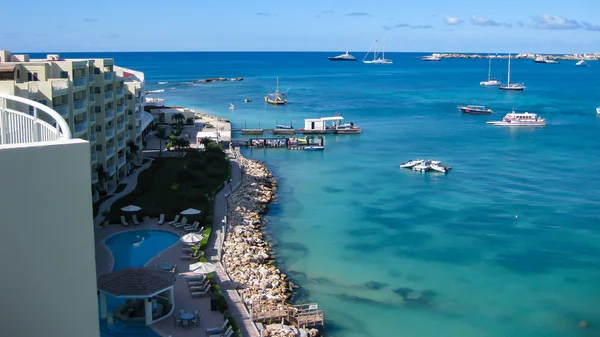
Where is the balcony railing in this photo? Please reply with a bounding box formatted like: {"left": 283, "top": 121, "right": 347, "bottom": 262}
{"left": 104, "top": 91, "right": 113, "bottom": 100}
{"left": 73, "top": 77, "right": 87, "bottom": 87}
{"left": 117, "top": 121, "right": 125, "bottom": 131}
{"left": 90, "top": 113, "right": 96, "bottom": 123}
{"left": 117, "top": 137, "right": 125, "bottom": 149}
{"left": 74, "top": 120, "right": 88, "bottom": 134}
{"left": 89, "top": 95, "right": 95, "bottom": 103}
{"left": 0, "top": 93, "right": 72, "bottom": 145}
{"left": 116, "top": 104, "right": 124, "bottom": 114}
{"left": 118, "top": 154, "right": 126, "bottom": 167}
{"left": 91, "top": 171, "right": 98, "bottom": 182}
{"left": 53, "top": 104, "right": 69, "bottom": 117}
{"left": 135, "top": 111, "right": 142, "bottom": 119}
{"left": 74, "top": 99, "right": 87, "bottom": 111}
{"left": 107, "top": 164, "right": 116, "bottom": 176}
{"left": 105, "top": 127, "right": 115, "bottom": 139}
{"left": 88, "top": 74, "right": 95, "bottom": 83}
{"left": 90, "top": 131, "right": 97, "bottom": 142}
{"left": 106, "top": 146, "right": 115, "bottom": 158}
{"left": 105, "top": 109, "right": 114, "bottom": 119}
{"left": 136, "top": 126, "right": 142, "bottom": 136}
{"left": 51, "top": 79, "right": 69, "bottom": 92}
{"left": 116, "top": 87, "right": 124, "bottom": 96}
{"left": 91, "top": 151, "right": 97, "bottom": 162}
{"left": 104, "top": 72, "right": 113, "bottom": 81}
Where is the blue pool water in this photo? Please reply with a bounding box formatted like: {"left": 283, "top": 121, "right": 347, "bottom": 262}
{"left": 100, "top": 230, "right": 179, "bottom": 336}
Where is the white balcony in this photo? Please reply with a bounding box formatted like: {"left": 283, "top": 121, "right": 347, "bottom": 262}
{"left": 104, "top": 72, "right": 113, "bottom": 82}
{"left": 91, "top": 171, "right": 98, "bottom": 183}
{"left": 73, "top": 77, "right": 87, "bottom": 89}
{"left": 51, "top": 79, "right": 69, "bottom": 97}
{"left": 105, "top": 126, "right": 115, "bottom": 140}
{"left": 73, "top": 99, "right": 87, "bottom": 115}
{"left": 73, "top": 120, "right": 88, "bottom": 135}
{"left": 117, "top": 137, "right": 125, "bottom": 149}
{"left": 0, "top": 94, "right": 72, "bottom": 145}
{"left": 106, "top": 146, "right": 115, "bottom": 158}
{"left": 53, "top": 104, "right": 69, "bottom": 118}
{"left": 116, "top": 87, "right": 124, "bottom": 97}
{"left": 107, "top": 164, "right": 116, "bottom": 176}
{"left": 117, "top": 154, "right": 126, "bottom": 168}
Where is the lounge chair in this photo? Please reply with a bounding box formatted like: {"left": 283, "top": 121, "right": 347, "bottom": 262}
{"left": 184, "top": 221, "right": 200, "bottom": 232}
{"left": 120, "top": 216, "right": 130, "bottom": 226}
{"left": 187, "top": 275, "right": 205, "bottom": 282}
{"left": 189, "top": 279, "right": 209, "bottom": 289}
{"left": 132, "top": 215, "right": 140, "bottom": 225}
{"left": 209, "top": 326, "right": 233, "bottom": 337}
{"left": 158, "top": 214, "right": 165, "bottom": 225}
{"left": 191, "top": 284, "right": 211, "bottom": 297}
{"left": 168, "top": 215, "right": 180, "bottom": 225}
{"left": 206, "top": 319, "right": 229, "bottom": 334}
{"left": 173, "top": 217, "right": 188, "bottom": 228}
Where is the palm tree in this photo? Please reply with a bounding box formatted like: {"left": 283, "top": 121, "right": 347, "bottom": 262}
{"left": 172, "top": 113, "right": 185, "bottom": 124}
{"left": 155, "top": 127, "right": 170, "bottom": 157}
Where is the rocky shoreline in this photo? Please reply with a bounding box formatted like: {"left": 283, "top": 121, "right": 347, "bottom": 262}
{"left": 222, "top": 155, "right": 294, "bottom": 312}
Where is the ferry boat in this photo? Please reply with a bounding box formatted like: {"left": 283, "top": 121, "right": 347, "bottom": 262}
{"left": 264, "top": 77, "right": 288, "bottom": 105}
{"left": 480, "top": 54, "right": 502, "bottom": 86}
{"left": 458, "top": 105, "right": 493, "bottom": 114}
{"left": 576, "top": 59, "right": 589, "bottom": 67}
{"left": 486, "top": 111, "right": 546, "bottom": 126}
{"left": 499, "top": 54, "right": 525, "bottom": 91}
{"left": 328, "top": 52, "right": 357, "bottom": 61}
{"left": 422, "top": 55, "right": 441, "bottom": 61}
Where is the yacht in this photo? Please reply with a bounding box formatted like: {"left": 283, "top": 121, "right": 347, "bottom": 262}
{"left": 576, "top": 59, "right": 589, "bottom": 67}
{"left": 534, "top": 56, "right": 559, "bottom": 64}
{"left": 422, "top": 55, "right": 441, "bottom": 61}
{"left": 480, "top": 54, "right": 502, "bottom": 86}
{"left": 458, "top": 105, "right": 493, "bottom": 114}
{"left": 400, "top": 159, "right": 424, "bottom": 168}
{"left": 363, "top": 39, "right": 393, "bottom": 64}
{"left": 264, "top": 77, "right": 288, "bottom": 105}
{"left": 328, "top": 51, "right": 357, "bottom": 61}
{"left": 499, "top": 54, "right": 525, "bottom": 91}
{"left": 412, "top": 160, "right": 432, "bottom": 172}
{"left": 486, "top": 111, "right": 546, "bottom": 126}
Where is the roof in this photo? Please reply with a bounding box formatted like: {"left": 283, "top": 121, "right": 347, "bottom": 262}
{"left": 320, "top": 116, "right": 344, "bottom": 121}
{"left": 97, "top": 268, "right": 176, "bottom": 297}
{"left": 197, "top": 131, "right": 218, "bottom": 138}
{"left": 0, "top": 65, "right": 16, "bottom": 73}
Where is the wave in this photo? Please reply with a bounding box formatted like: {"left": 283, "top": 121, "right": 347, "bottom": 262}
{"left": 157, "top": 81, "right": 168, "bottom": 84}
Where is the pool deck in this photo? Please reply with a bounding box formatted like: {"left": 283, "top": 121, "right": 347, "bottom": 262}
{"left": 94, "top": 149, "right": 260, "bottom": 337}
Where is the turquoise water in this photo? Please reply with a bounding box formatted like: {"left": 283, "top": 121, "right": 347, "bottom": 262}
{"left": 100, "top": 230, "right": 179, "bottom": 336}
{"left": 51, "top": 52, "right": 600, "bottom": 337}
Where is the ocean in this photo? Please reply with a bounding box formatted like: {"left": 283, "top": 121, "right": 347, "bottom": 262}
{"left": 54, "top": 51, "right": 600, "bottom": 337}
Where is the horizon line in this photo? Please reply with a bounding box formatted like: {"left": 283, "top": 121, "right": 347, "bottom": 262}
{"left": 17, "top": 50, "right": 597, "bottom": 55}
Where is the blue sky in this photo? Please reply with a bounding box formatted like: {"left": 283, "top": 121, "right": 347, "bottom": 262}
{"left": 1, "top": 0, "right": 599, "bottom": 53}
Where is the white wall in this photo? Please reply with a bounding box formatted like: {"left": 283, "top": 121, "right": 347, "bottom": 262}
{"left": 0, "top": 139, "right": 99, "bottom": 337}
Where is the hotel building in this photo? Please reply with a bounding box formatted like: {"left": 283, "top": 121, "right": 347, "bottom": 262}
{"left": 0, "top": 50, "right": 153, "bottom": 195}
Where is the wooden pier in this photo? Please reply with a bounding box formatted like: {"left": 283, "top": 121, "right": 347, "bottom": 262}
{"left": 231, "top": 136, "right": 324, "bottom": 149}
{"left": 250, "top": 303, "right": 325, "bottom": 330}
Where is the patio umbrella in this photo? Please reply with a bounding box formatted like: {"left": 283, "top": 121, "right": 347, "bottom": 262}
{"left": 121, "top": 205, "right": 141, "bottom": 212}
{"left": 180, "top": 233, "right": 203, "bottom": 244}
{"left": 180, "top": 208, "right": 201, "bottom": 215}
{"left": 189, "top": 262, "right": 216, "bottom": 274}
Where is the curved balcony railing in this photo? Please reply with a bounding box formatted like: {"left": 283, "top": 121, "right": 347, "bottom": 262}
{"left": 0, "top": 93, "right": 71, "bottom": 145}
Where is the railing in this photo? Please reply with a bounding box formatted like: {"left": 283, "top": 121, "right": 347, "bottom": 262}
{"left": 51, "top": 79, "right": 69, "bottom": 92}
{"left": 135, "top": 111, "right": 142, "bottom": 119}
{"left": 53, "top": 104, "right": 69, "bottom": 117}
{"left": 73, "top": 77, "right": 87, "bottom": 87}
{"left": 107, "top": 164, "right": 116, "bottom": 176}
{"left": 91, "top": 152, "right": 97, "bottom": 163}
{"left": 104, "top": 72, "right": 113, "bottom": 81}
{"left": 89, "top": 95, "right": 95, "bottom": 103}
{"left": 88, "top": 74, "right": 95, "bottom": 83}
{"left": 106, "top": 146, "right": 115, "bottom": 158}
{"left": 117, "top": 104, "right": 124, "bottom": 114}
{"left": 74, "top": 99, "right": 87, "bottom": 111}
{"left": 90, "top": 113, "right": 96, "bottom": 124}
{"left": 105, "top": 109, "right": 114, "bottom": 119}
{"left": 117, "top": 154, "right": 126, "bottom": 167}
{"left": 117, "top": 121, "right": 125, "bottom": 131}
{"left": 104, "top": 91, "right": 113, "bottom": 100}
{"left": 116, "top": 87, "right": 124, "bottom": 96}
{"left": 0, "top": 94, "right": 72, "bottom": 145}
{"left": 74, "top": 120, "right": 88, "bottom": 134}
{"left": 105, "top": 127, "right": 115, "bottom": 139}
{"left": 91, "top": 171, "right": 99, "bottom": 182}
{"left": 135, "top": 126, "right": 142, "bottom": 135}
{"left": 117, "top": 138, "right": 126, "bottom": 150}
{"left": 90, "top": 131, "right": 97, "bottom": 142}
{"left": 28, "top": 83, "right": 39, "bottom": 97}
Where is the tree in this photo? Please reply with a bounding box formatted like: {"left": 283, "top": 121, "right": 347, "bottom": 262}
{"left": 200, "top": 137, "right": 212, "bottom": 148}
{"left": 174, "top": 138, "right": 190, "bottom": 155}
{"left": 154, "top": 127, "right": 170, "bottom": 157}
{"left": 171, "top": 113, "right": 185, "bottom": 124}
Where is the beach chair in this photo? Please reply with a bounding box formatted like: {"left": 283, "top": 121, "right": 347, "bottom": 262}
{"left": 168, "top": 215, "right": 180, "bottom": 225}
{"left": 173, "top": 217, "right": 188, "bottom": 228}
{"left": 187, "top": 275, "right": 205, "bottom": 282}
{"left": 191, "top": 284, "right": 211, "bottom": 297}
{"left": 120, "top": 216, "right": 130, "bottom": 226}
{"left": 209, "top": 326, "right": 233, "bottom": 337}
{"left": 189, "top": 279, "right": 209, "bottom": 289}
{"left": 206, "top": 319, "right": 229, "bottom": 334}
{"left": 132, "top": 215, "right": 140, "bottom": 225}
{"left": 158, "top": 214, "right": 165, "bottom": 225}
{"left": 184, "top": 221, "right": 199, "bottom": 232}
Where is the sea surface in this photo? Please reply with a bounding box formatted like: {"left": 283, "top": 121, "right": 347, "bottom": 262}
{"left": 52, "top": 51, "right": 600, "bottom": 337}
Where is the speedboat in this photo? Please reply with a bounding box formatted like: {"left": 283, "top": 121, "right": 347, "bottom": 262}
{"left": 328, "top": 51, "right": 357, "bottom": 61}
{"left": 413, "top": 160, "right": 432, "bottom": 172}
{"left": 422, "top": 55, "right": 441, "bottom": 61}
{"left": 400, "top": 159, "right": 424, "bottom": 168}
{"left": 576, "top": 59, "right": 589, "bottom": 67}
{"left": 275, "top": 124, "right": 293, "bottom": 130}
{"left": 304, "top": 146, "right": 324, "bottom": 151}
{"left": 430, "top": 162, "right": 451, "bottom": 173}
{"left": 244, "top": 98, "right": 252, "bottom": 103}
{"left": 458, "top": 105, "right": 493, "bottom": 114}
{"left": 487, "top": 111, "right": 546, "bottom": 126}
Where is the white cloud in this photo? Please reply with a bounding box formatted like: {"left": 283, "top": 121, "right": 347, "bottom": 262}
{"left": 445, "top": 16, "right": 462, "bottom": 25}
{"left": 532, "top": 14, "right": 600, "bottom": 31}
{"left": 470, "top": 16, "right": 511, "bottom": 27}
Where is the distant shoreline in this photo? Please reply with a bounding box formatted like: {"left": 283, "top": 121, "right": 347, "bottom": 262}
{"left": 419, "top": 53, "right": 599, "bottom": 60}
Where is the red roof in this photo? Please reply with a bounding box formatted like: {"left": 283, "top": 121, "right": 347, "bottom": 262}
{"left": 123, "top": 71, "right": 134, "bottom": 78}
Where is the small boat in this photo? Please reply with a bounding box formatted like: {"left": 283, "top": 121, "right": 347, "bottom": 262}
{"left": 328, "top": 51, "right": 357, "bottom": 61}
{"left": 412, "top": 160, "right": 432, "bottom": 172}
{"left": 276, "top": 124, "right": 293, "bottom": 130}
{"left": 363, "top": 39, "right": 393, "bottom": 64}
{"left": 244, "top": 98, "right": 252, "bottom": 103}
{"left": 480, "top": 54, "right": 502, "bottom": 86}
{"left": 304, "top": 146, "right": 324, "bottom": 151}
{"left": 486, "top": 111, "right": 546, "bottom": 126}
{"left": 430, "top": 162, "right": 451, "bottom": 173}
{"left": 499, "top": 54, "right": 525, "bottom": 91}
{"left": 264, "top": 77, "right": 288, "bottom": 105}
{"left": 576, "top": 59, "right": 589, "bottom": 67}
{"left": 229, "top": 103, "right": 235, "bottom": 110}
{"left": 458, "top": 105, "right": 493, "bottom": 114}
{"left": 400, "top": 159, "right": 424, "bottom": 168}
{"left": 422, "top": 55, "right": 441, "bottom": 61}
{"left": 534, "top": 56, "right": 559, "bottom": 64}
{"left": 596, "top": 107, "right": 600, "bottom": 115}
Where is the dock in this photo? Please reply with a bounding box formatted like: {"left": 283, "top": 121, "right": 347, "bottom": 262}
{"left": 251, "top": 303, "right": 325, "bottom": 331}
{"left": 232, "top": 136, "right": 324, "bottom": 149}
{"left": 237, "top": 115, "right": 361, "bottom": 135}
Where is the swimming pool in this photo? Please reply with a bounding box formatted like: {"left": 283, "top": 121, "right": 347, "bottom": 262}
{"left": 100, "top": 230, "right": 179, "bottom": 336}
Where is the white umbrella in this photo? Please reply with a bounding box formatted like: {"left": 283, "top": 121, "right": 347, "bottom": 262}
{"left": 180, "top": 208, "right": 201, "bottom": 215}
{"left": 121, "top": 205, "right": 141, "bottom": 212}
{"left": 180, "top": 233, "right": 203, "bottom": 244}
{"left": 189, "top": 262, "right": 216, "bottom": 274}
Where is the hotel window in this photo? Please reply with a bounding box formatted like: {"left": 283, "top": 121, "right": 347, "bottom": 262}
{"left": 94, "top": 87, "right": 100, "bottom": 94}
{"left": 33, "top": 72, "right": 38, "bottom": 81}
{"left": 60, "top": 71, "right": 68, "bottom": 79}
{"left": 94, "top": 67, "right": 100, "bottom": 74}
{"left": 39, "top": 100, "right": 47, "bottom": 106}
{"left": 96, "top": 125, "right": 102, "bottom": 132}
{"left": 16, "top": 69, "right": 20, "bottom": 79}
{"left": 127, "top": 94, "right": 133, "bottom": 99}
{"left": 96, "top": 144, "right": 102, "bottom": 151}
{"left": 95, "top": 106, "right": 101, "bottom": 113}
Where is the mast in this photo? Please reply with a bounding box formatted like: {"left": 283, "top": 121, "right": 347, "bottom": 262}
{"left": 507, "top": 54, "right": 511, "bottom": 86}
{"left": 373, "top": 39, "right": 378, "bottom": 60}
{"left": 276, "top": 77, "right": 279, "bottom": 92}
{"left": 382, "top": 39, "right": 385, "bottom": 60}
{"left": 487, "top": 54, "right": 492, "bottom": 81}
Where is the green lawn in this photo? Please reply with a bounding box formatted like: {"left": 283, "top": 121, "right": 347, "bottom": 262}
{"left": 107, "top": 147, "right": 230, "bottom": 225}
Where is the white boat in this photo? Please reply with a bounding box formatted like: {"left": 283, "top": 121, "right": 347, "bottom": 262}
{"left": 534, "top": 56, "right": 559, "bottom": 64}
{"left": 480, "top": 54, "right": 502, "bottom": 86}
{"left": 304, "top": 146, "right": 324, "bottom": 151}
{"left": 486, "top": 111, "right": 546, "bottom": 126}
{"left": 412, "top": 160, "right": 432, "bottom": 172}
{"left": 499, "top": 54, "right": 525, "bottom": 91}
{"left": 229, "top": 103, "right": 235, "bottom": 110}
{"left": 328, "top": 52, "right": 357, "bottom": 61}
{"left": 430, "top": 162, "right": 450, "bottom": 173}
{"left": 422, "top": 55, "right": 441, "bottom": 61}
{"left": 596, "top": 107, "right": 600, "bottom": 115}
{"left": 363, "top": 39, "right": 393, "bottom": 64}
{"left": 576, "top": 59, "right": 589, "bottom": 67}
{"left": 400, "top": 159, "right": 424, "bottom": 168}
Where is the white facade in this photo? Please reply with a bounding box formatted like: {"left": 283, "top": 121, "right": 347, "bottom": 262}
{"left": 0, "top": 139, "right": 99, "bottom": 337}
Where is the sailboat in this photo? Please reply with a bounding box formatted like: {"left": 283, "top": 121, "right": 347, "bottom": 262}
{"left": 499, "top": 54, "right": 525, "bottom": 91}
{"left": 264, "top": 77, "right": 288, "bottom": 105}
{"left": 363, "top": 39, "right": 393, "bottom": 64}
{"left": 480, "top": 54, "right": 501, "bottom": 86}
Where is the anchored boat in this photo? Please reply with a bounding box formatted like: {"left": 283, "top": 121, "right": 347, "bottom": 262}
{"left": 264, "top": 77, "right": 288, "bottom": 105}
{"left": 458, "top": 105, "right": 493, "bottom": 114}
{"left": 486, "top": 111, "right": 546, "bottom": 126}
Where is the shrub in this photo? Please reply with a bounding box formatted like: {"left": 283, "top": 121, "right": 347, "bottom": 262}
{"left": 218, "top": 295, "right": 228, "bottom": 313}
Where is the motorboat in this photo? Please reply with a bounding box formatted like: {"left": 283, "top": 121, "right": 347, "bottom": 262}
{"left": 430, "top": 162, "right": 452, "bottom": 173}
{"left": 328, "top": 51, "right": 357, "bottom": 61}
{"left": 499, "top": 54, "right": 525, "bottom": 91}
{"left": 332, "top": 122, "right": 361, "bottom": 134}
{"left": 304, "top": 146, "right": 324, "bottom": 151}
{"left": 400, "top": 159, "right": 424, "bottom": 168}
{"left": 363, "top": 39, "right": 393, "bottom": 64}
{"left": 534, "top": 56, "right": 559, "bottom": 64}
{"left": 244, "top": 98, "right": 252, "bottom": 103}
{"left": 422, "top": 55, "right": 441, "bottom": 61}
{"left": 576, "top": 59, "right": 589, "bottom": 67}
{"left": 276, "top": 124, "right": 293, "bottom": 130}
{"left": 229, "top": 103, "right": 235, "bottom": 110}
{"left": 412, "top": 160, "right": 432, "bottom": 172}
{"left": 486, "top": 111, "right": 546, "bottom": 126}
{"left": 458, "top": 105, "right": 493, "bottom": 114}
{"left": 480, "top": 54, "right": 501, "bottom": 86}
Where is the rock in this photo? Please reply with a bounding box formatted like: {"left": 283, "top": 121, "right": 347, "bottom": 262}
{"left": 578, "top": 320, "right": 589, "bottom": 328}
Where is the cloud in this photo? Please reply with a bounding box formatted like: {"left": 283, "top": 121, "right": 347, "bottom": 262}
{"left": 382, "top": 23, "right": 433, "bottom": 30}
{"left": 83, "top": 18, "right": 97, "bottom": 23}
{"left": 99, "top": 33, "right": 120, "bottom": 39}
{"left": 532, "top": 14, "right": 600, "bottom": 31}
{"left": 346, "top": 12, "right": 373, "bottom": 17}
{"left": 470, "top": 16, "right": 511, "bottom": 27}
{"left": 256, "top": 12, "right": 269, "bottom": 16}
{"left": 445, "top": 16, "right": 462, "bottom": 25}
